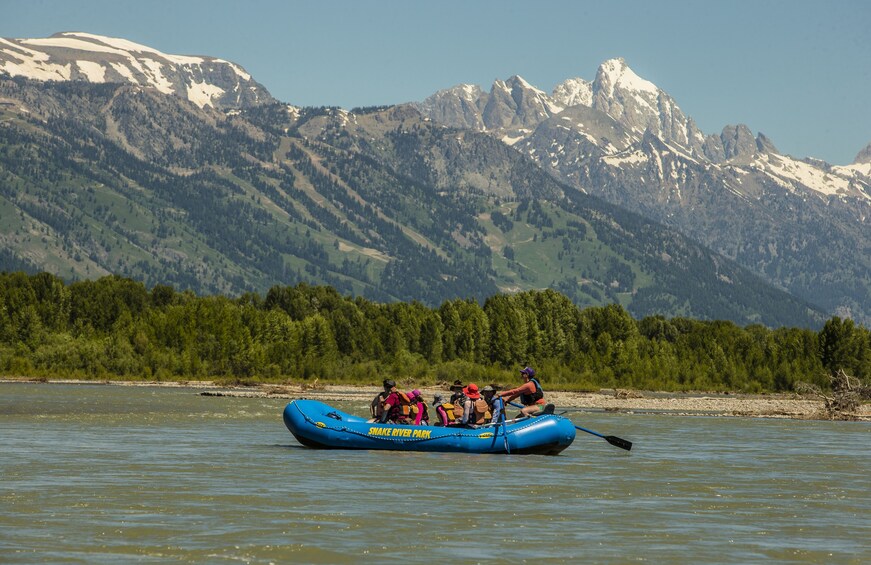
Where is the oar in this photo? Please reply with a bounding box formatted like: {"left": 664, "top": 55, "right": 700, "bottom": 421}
{"left": 508, "top": 401, "right": 632, "bottom": 451}
{"left": 499, "top": 407, "right": 510, "bottom": 454}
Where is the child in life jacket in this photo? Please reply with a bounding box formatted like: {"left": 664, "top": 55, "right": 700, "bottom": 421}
{"left": 432, "top": 393, "right": 450, "bottom": 426}
{"left": 407, "top": 389, "right": 429, "bottom": 425}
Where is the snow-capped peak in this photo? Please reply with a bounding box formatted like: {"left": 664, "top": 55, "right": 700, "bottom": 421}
{"left": 438, "top": 83, "right": 483, "bottom": 102}
{"left": 591, "top": 58, "right": 704, "bottom": 153}
{"left": 0, "top": 32, "right": 271, "bottom": 109}
{"left": 552, "top": 77, "right": 593, "bottom": 108}
{"left": 507, "top": 75, "right": 547, "bottom": 96}
{"left": 596, "top": 57, "right": 658, "bottom": 97}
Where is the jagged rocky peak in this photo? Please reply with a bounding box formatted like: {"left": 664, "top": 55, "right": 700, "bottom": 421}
{"left": 0, "top": 31, "right": 274, "bottom": 109}
{"left": 854, "top": 141, "right": 871, "bottom": 164}
{"left": 718, "top": 124, "right": 759, "bottom": 161}
{"left": 702, "top": 125, "right": 779, "bottom": 163}
{"left": 591, "top": 57, "right": 704, "bottom": 153}
{"left": 755, "top": 133, "right": 779, "bottom": 155}
{"left": 418, "top": 83, "right": 486, "bottom": 130}
{"left": 551, "top": 77, "right": 592, "bottom": 108}
{"left": 594, "top": 57, "right": 659, "bottom": 99}
{"left": 482, "top": 74, "right": 560, "bottom": 130}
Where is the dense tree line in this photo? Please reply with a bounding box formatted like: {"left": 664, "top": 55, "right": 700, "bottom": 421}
{"left": 1, "top": 272, "right": 867, "bottom": 391}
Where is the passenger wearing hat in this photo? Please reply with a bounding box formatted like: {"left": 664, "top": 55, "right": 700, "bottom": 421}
{"left": 500, "top": 366, "right": 548, "bottom": 418}
{"left": 449, "top": 379, "right": 465, "bottom": 405}
{"left": 467, "top": 383, "right": 493, "bottom": 425}
{"left": 482, "top": 385, "right": 504, "bottom": 424}
{"left": 456, "top": 383, "right": 485, "bottom": 426}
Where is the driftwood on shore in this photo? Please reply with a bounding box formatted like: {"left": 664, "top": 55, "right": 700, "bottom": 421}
{"left": 796, "top": 369, "right": 871, "bottom": 420}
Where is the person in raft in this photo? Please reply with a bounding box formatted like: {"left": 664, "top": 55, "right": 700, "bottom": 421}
{"left": 482, "top": 385, "right": 505, "bottom": 424}
{"left": 448, "top": 379, "right": 465, "bottom": 404}
{"left": 370, "top": 379, "right": 395, "bottom": 422}
{"left": 377, "top": 380, "right": 404, "bottom": 424}
{"left": 432, "top": 393, "right": 450, "bottom": 426}
{"left": 455, "top": 383, "right": 478, "bottom": 426}
{"left": 407, "top": 389, "right": 429, "bottom": 426}
{"left": 499, "top": 366, "right": 553, "bottom": 418}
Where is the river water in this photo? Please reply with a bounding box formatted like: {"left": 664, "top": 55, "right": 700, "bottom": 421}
{"left": 0, "top": 383, "right": 868, "bottom": 564}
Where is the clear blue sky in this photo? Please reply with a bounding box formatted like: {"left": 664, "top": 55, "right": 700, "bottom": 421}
{"left": 4, "top": 0, "right": 870, "bottom": 164}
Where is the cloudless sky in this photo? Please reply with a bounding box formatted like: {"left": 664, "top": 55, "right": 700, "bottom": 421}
{"left": 4, "top": 0, "right": 870, "bottom": 164}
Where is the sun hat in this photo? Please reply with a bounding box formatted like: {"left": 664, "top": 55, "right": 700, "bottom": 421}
{"left": 463, "top": 383, "right": 481, "bottom": 399}
{"left": 433, "top": 393, "right": 444, "bottom": 406}
{"left": 449, "top": 379, "right": 464, "bottom": 391}
{"left": 383, "top": 379, "right": 396, "bottom": 388}
{"left": 482, "top": 385, "right": 496, "bottom": 393}
{"left": 409, "top": 389, "right": 421, "bottom": 399}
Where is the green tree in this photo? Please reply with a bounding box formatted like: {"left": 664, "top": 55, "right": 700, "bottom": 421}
{"left": 819, "top": 317, "right": 869, "bottom": 379}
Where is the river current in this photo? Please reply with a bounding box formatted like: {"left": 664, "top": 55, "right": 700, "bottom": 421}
{"left": 1, "top": 383, "right": 868, "bottom": 563}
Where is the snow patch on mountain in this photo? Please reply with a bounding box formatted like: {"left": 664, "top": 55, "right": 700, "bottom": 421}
{"left": 603, "top": 149, "right": 649, "bottom": 167}
{"left": 837, "top": 162, "right": 871, "bottom": 177}
{"left": 754, "top": 154, "right": 869, "bottom": 199}
{"left": 0, "top": 32, "right": 272, "bottom": 109}
{"left": 75, "top": 60, "right": 105, "bottom": 82}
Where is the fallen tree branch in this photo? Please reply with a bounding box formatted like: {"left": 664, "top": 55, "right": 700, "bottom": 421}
{"left": 796, "top": 369, "right": 871, "bottom": 420}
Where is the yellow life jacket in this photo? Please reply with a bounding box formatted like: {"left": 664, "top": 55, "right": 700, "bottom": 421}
{"left": 440, "top": 402, "right": 456, "bottom": 421}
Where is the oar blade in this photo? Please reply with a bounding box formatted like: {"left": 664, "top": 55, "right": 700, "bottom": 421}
{"left": 605, "top": 435, "right": 632, "bottom": 451}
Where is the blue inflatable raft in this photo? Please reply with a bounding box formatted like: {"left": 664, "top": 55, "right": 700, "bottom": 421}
{"left": 283, "top": 399, "right": 576, "bottom": 455}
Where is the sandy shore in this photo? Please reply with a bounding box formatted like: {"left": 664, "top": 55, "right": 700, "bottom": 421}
{"left": 4, "top": 378, "right": 868, "bottom": 421}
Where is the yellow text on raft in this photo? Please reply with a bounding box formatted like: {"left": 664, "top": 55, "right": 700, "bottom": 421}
{"left": 368, "top": 427, "right": 432, "bottom": 439}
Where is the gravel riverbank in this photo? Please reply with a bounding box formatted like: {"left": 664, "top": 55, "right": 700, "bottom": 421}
{"left": 5, "top": 378, "right": 866, "bottom": 421}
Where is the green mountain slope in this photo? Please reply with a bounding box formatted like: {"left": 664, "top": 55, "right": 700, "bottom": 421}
{"left": 0, "top": 76, "right": 824, "bottom": 326}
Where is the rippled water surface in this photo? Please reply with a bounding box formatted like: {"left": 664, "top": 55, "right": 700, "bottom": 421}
{"left": 1, "top": 383, "right": 869, "bottom": 563}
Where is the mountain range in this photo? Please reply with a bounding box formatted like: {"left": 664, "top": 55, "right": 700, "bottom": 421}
{"left": 1, "top": 32, "right": 867, "bottom": 326}
{"left": 414, "top": 58, "right": 870, "bottom": 323}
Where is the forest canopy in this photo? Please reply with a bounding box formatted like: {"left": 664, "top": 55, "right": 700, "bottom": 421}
{"left": 1, "top": 272, "right": 868, "bottom": 392}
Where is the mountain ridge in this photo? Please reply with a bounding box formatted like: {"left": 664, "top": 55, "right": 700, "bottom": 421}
{"left": 0, "top": 72, "right": 825, "bottom": 327}
{"left": 0, "top": 32, "right": 859, "bottom": 326}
